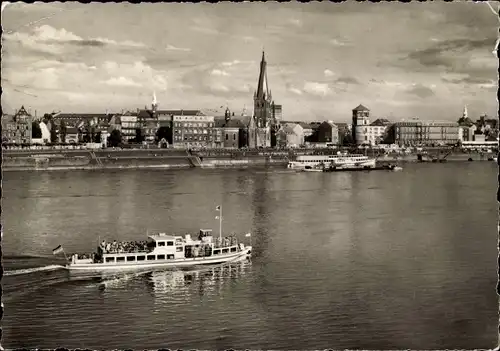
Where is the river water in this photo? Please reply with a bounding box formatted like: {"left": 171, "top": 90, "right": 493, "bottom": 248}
{"left": 2, "top": 163, "right": 498, "bottom": 350}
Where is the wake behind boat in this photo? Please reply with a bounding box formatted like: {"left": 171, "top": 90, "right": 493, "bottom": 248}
{"left": 53, "top": 206, "right": 252, "bottom": 271}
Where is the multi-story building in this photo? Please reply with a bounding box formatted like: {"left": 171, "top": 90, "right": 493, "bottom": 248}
{"left": 2, "top": 106, "right": 33, "bottom": 144}
{"left": 160, "top": 110, "right": 215, "bottom": 148}
{"left": 385, "top": 119, "right": 459, "bottom": 146}
{"left": 352, "top": 104, "right": 370, "bottom": 144}
{"left": 53, "top": 113, "right": 111, "bottom": 128}
{"left": 120, "top": 114, "right": 139, "bottom": 143}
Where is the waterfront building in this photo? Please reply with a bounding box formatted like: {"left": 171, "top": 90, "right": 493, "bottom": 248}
{"left": 276, "top": 123, "right": 305, "bottom": 148}
{"left": 2, "top": 106, "right": 33, "bottom": 144}
{"left": 316, "top": 121, "right": 340, "bottom": 145}
{"left": 53, "top": 112, "right": 111, "bottom": 128}
{"left": 352, "top": 104, "right": 370, "bottom": 144}
{"left": 248, "top": 51, "right": 280, "bottom": 148}
{"left": 213, "top": 108, "right": 246, "bottom": 149}
{"left": 385, "top": 119, "right": 459, "bottom": 146}
{"left": 159, "top": 110, "right": 215, "bottom": 148}
{"left": 120, "top": 113, "right": 139, "bottom": 143}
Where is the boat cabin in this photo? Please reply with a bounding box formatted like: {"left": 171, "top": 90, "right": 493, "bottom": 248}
{"left": 72, "top": 229, "right": 244, "bottom": 265}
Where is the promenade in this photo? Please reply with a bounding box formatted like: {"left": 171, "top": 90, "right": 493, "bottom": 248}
{"left": 3, "top": 146, "right": 497, "bottom": 172}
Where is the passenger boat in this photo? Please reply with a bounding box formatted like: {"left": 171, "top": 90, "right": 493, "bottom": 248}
{"left": 288, "top": 152, "right": 376, "bottom": 171}
{"left": 54, "top": 206, "right": 252, "bottom": 271}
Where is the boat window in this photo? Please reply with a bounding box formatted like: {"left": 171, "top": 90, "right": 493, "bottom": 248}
{"left": 105, "top": 257, "right": 115, "bottom": 263}
{"left": 116, "top": 257, "right": 125, "bottom": 262}
{"left": 158, "top": 241, "right": 165, "bottom": 247}
{"left": 167, "top": 241, "right": 174, "bottom": 246}
{"left": 222, "top": 248, "right": 229, "bottom": 254}
{"left": 126, "top": 256, "right": 136, "bottom": 262}
{"left": 167, "top": 254, "right": 175, "bottom": 260}
{"left": 230, "top": 247, "right": 237, "bottom": 252}
{"left": 137, "top": 255, "right": 145, "bottom": 261}
{"left": 147, "top": 255, "right": 155, "bottom": 261}
{"left": 176, "top": 246, "right": 183, "bottom": 252}
{"left": 157, "top": 254, "right": 165, "bottom": 260}
{"left": 213, "top": 249, "right": 220, "bottom": 255}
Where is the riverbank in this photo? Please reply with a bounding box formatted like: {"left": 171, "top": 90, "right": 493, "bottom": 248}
{"left": 2, "top": 149, "right": 497, "bottom": 172}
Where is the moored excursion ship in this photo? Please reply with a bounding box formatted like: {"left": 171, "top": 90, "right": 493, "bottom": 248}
{"left": 54, "top": 206, "right": 252, "bottom": 271}
{"left": 287, "top": 153, "right": 377, "bottom": 171}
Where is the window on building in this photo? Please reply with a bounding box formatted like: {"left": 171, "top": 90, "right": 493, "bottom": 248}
{"left": 233, "top": 134, "right": 236, "bottom": 140}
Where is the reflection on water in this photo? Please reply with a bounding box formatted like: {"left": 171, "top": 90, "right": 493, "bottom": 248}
{"left": 146, "top": 258, "right": 251, "bottom": 301}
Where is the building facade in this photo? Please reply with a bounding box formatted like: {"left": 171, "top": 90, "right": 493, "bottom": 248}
{"left": 120, "top": 114, "right": 139, "bottom": 143}
{"left": 315, "top": 121, "right": 340, "bottom": 145}
{"left": 213, "top": 108, "right": 245, "bottom": 149}
{"left": 277, "top": 123, "right": 305, "bottom": 148}
{"left": 163, "top": 110, "right": 215, "bottom": 148}
{"left": 386, "top": 120, "right": 459, "bottom": 146}
{"left": 2, "top": 106, "right": 33, "bottom": 144}
{"left": 352, "top": 104, "right": 370, "bottom": 144}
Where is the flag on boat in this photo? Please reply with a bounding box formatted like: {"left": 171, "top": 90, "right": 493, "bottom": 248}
{"left": 216, "top": 206, "right": 221, "bottom": 211}
{"left": 52, "top": 245, "right": 64, "bottom": 255}
{"left": 245, "top": 233, "right": 251, "bottom": 237}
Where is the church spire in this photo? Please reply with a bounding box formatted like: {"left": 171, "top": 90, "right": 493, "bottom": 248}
{"left": 256, "top": 50, "right": 268, "bottom": 100}
{"left": 462, "top": 104, "right": 468, "bottom": 119}
{"left": 152, "top": 91, "right": 158, "bottom": 112}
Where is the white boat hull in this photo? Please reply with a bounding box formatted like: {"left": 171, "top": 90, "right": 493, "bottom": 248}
{"left": 65, "top": 246, "right": 252, "bottom": 271}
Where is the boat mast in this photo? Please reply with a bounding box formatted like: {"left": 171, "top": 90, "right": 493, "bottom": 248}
{"left": 219, "top": 206, "right": 222, "bottom": 241}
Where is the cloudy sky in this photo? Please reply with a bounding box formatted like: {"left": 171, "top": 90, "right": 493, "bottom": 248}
{"left": 2, "top": 2, "right": 498, "bottom": 122}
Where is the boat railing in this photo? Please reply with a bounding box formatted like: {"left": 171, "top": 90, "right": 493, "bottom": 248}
{"left": 213, "top": 236, "right": 239, "bottom": 248}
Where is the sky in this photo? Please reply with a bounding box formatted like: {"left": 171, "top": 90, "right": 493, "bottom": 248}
{"left": 1, "top": 1, "right": 499, "bottom": 122}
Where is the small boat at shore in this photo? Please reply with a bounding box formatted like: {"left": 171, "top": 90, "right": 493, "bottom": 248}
{"left": 53, "top": 206, "right": 252, "bottom": 271}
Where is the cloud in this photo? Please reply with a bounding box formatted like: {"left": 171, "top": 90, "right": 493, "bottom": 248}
{"left": 335, "top": 76, "right": 360, "bottom": 84}
{"left": 407, "top": 38, "right": 492, "bottom": 69}
{"left": 222, "top": 60, "right": 242, "bottom": 67}
{"left": 211, "top": 69, "right": 230, "bottom": 77}
{"left": 405, "top": 84, "right": 435, "bottom": 98}
{"left": 303, "top": 82, "right": 331, "bottom": 96}
{"left": 329, "top": 38, "right": 350, "bottom": 46}
{"left": 166, "top": 44, "right": 191, "bottom": 52}
{"left": 285, "top": 83, "right": 303, "bottom": 96}
{"left": 3, "top": 24, "right": 145, "bottom": 53}
{"left": 103, "top": 76, "right": 141, "bottom": 87}
{"left": 324, "top": 69, "right": 335, "bottom": 77}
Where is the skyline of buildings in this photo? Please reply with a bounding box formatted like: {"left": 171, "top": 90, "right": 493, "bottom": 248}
{"left": 2, "top": 2, "right": 498, "bottom": 121}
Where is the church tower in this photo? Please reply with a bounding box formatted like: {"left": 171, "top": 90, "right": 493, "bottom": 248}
{"left": 249, "top": 51, "right": 274, "bottom": 148}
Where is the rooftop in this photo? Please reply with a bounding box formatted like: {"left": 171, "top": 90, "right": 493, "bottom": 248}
{"left": 352, "top": 104, "right": 370, "bottom": 112}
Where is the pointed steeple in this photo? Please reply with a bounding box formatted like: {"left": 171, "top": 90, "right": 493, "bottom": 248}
{"left": 152, "top": 91, "right": 158, "bottom": 112}
{"left": 256, "top": 50, "right": 268, "bottom": 99}
{"left": 462, "top": 104, "right": 468, "bottom": 119}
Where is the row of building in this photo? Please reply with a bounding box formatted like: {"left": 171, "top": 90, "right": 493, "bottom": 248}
{"left": 3, "top": 102, "right": 497, "bottom": 149}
